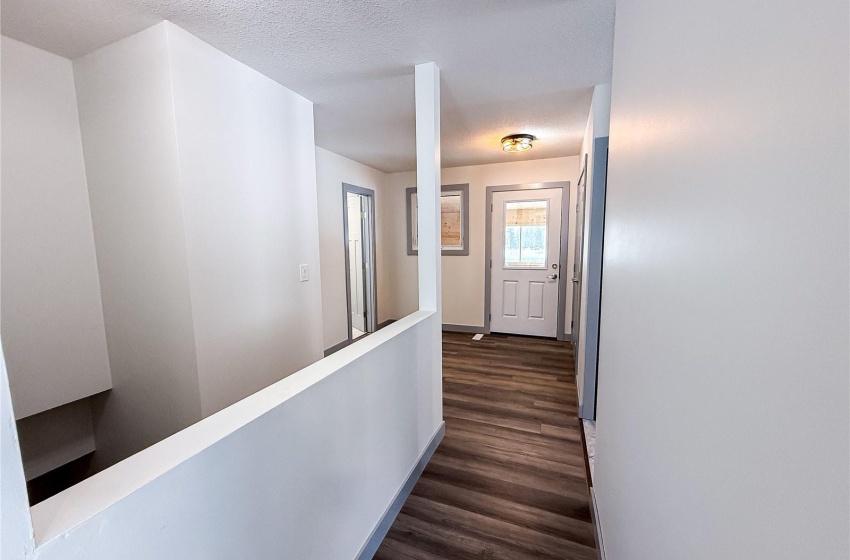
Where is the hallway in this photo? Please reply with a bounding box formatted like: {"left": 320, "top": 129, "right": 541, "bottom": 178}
{"left": 374, "top": 332, "right": 597, "bottom": 560}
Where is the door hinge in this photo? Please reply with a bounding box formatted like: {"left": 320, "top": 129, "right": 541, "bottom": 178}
{"left": 490, "top": 203, "right": 493, "bottom": 212}
{"left": 490, "top": 259, "right": 492, "bottom": 268}
{"left": 571, "top": 320, "right": 574, "bottom": 328}
{"left": 489, "top": 313, "right": 492, "bottom": 321}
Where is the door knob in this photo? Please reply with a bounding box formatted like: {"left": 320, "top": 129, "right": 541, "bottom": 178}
{"left": 547, "top": 274, "right": 558, "bottom": 280}
{"left": 572, "top": 277, "right": 579, "bottom": 283}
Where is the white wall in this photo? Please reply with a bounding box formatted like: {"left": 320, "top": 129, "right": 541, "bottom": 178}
{"left": 595, "top": 1, "right": 849, "bottom": 559}
{"left": 71, "top": 22, "right": 329, "bottom": 465}
{"left": 167, "top": 23, "right": 324, "bottom": 416}
{"left": 575, "top": 84, "right": 611, "bottom": 405}
{"left": 386, "top": 157, "right": 581, "bottom": 331}
{"left": 315, "top": 147, "right": 394, "bottom": 349}
{"left": 0, "top": 60, "right": 445, "bottom": 560}
{"left": 0, "top": 36, "right": 112, "bottom": 420}
{"left": 384, "top": 171, "right": 421, "bottom": 320}
{"left": 73, "top": 23, "right": 203, "bottom": 470}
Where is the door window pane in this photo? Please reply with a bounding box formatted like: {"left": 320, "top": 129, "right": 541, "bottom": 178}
{"left": 504, "top": 200, "right": 547, "bottom": 268}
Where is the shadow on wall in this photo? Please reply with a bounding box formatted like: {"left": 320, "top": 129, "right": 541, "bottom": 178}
{"left": 2, "top": 23, "right": 325, "bottom": 502}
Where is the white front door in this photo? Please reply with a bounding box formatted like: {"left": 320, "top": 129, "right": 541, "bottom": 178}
{"left": 490, "top": 188, "right": 563, "bottom": 337}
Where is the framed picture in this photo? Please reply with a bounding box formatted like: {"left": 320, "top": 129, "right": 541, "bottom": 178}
{"left": 406, "top": 184, "right": 469, "bottom": 256}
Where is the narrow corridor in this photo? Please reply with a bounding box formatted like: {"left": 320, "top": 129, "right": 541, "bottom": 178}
{"left": 374, "top": 332, "right": 597, "bottom": 559}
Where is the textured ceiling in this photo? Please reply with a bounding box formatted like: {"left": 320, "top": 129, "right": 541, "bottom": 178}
{"left": 1, "top": 0, "right": 615, "bottom": 172}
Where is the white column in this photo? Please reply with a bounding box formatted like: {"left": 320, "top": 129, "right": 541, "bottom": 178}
{"left": 414, "top": 62, "right": 443, "bottom": 426}
{"left": 415, "top": 62, "right": 441, "bottom": 315}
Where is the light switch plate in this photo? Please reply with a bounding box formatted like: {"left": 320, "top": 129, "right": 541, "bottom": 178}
{"left": 299, "top": 264, "right": 309, "bottom": 282}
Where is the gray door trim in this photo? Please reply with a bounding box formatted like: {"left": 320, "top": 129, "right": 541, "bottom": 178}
{"left": 579, "top": 137, "right": 609, "bottom": 420}
{"left": 572, "top": 154, "right": 589, "bottom": 346}
{"left": 342, "top": 183, "right": 378, "bottom": 345}
{"left": 484, "top": 181, "right": 571, "bottom": 341}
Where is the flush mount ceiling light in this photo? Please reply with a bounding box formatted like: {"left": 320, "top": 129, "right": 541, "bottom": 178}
{"left": 501, "top": 134, "right": 536, "bottom": 153}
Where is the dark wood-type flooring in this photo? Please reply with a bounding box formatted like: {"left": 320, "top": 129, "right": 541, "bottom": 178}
{"left": 374, "top": 332, "right": 597, "bottom": 560}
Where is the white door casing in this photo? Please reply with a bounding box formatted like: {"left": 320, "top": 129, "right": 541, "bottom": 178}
{"left": 490, "top": 188, "right": 563, "bottom": 337}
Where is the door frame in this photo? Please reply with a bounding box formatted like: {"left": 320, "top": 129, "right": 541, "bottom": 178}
{"left": 484, "top": 181, "right": 571, "bottom": 340}
{"left": 579, "top": 136, "right": 609, "bottom": 420}
{"left": 342, "top": 183, "right": 377, "bottom": 344}
{"left": 572, "top": 154, "right": 589, "bottom": 346}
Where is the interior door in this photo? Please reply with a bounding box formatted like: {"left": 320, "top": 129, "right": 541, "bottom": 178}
{"left": 571, "top": 167, "right": 587, "bottom": 347}
{"left": 347, "top": 193, "right": 366, "bottom": 333}
{"left": 490, "top": 188, "right": 563, "bottom": 337}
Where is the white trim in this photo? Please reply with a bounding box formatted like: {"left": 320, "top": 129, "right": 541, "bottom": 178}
{"left": 590, "top": 487, "right": 606, "bottom": 560}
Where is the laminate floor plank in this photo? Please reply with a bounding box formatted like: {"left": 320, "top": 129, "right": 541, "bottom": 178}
{"left": 445, "top": 425, "right": 585, "bottom": 467}
{"left": 437, "top": 437, "right": 588, "bottom": 481}
{"left": 443, "top": 394, "right": 579, "bottom": 428}
{"left": 374, "top": 332, "right": 596, "bottom": 559}
{"left": 411, "top": 477, "right": 597, "bottom": 547}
